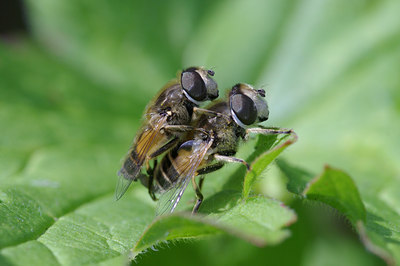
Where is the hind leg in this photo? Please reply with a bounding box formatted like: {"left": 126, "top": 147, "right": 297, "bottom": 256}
{"left": 191, "top": 176, "right": 203, "bottom": 214}
{"left": 146, "top": 160, "right": 158, "bottom": 201}
{"left": 214, "top": 154, "right": 250, "bottom": 171}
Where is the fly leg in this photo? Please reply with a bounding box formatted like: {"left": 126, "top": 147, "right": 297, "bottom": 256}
{"left": 162, "top": 125, "right": 209, "bottom": 138}
{"left": 244, "top": 127, "right": 293, "bottom": 141}
{"left": 146, "top": 160, "right": 158, "bottom": 201}
{"left": 214, "top": 154, "right": 250, "bottom": 171}
{"left": 191, "top": 176, "right": 203, "bottom": 214}
{"left": 191, "top": 162, "right": 225, "bottom": 213}
{"left": 246, "top": 127, "right": 292, "bottom": 136}
{"left": 193, "top": 107, "right": 231, "bottom": 123}
{"left": 148, "top": 124, "right": 211, "bottom": 160}
{"left": 198, "top": 176, "right": 205, "bottom": 191}
{"left": 197, "top": 162, "right": 225, "bottom": 176}
{"left": 148, "top": 122, "right": 214, "bottom": 159}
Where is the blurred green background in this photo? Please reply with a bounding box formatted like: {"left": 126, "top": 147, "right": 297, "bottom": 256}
{"left": 1, "top": 0, "right": 399, "bottom": 265}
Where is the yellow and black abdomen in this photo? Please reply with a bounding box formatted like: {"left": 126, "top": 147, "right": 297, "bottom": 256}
{"left": 153, "top": 139, "right": 206, "bottom": 192}
{"left": 153, "top": 151, "right": 181, "bottom": 192}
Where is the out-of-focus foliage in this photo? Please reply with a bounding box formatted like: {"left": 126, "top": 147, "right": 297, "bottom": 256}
{"left": 0, "top": 0, "right": 399, "bottom": 265}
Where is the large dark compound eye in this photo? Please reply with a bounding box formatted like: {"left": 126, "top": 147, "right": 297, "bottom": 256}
{"left": 181, "top": 70, "right": 207, "bottom": 101}
{"left": 231, "top": 94, "right": 257, "bottom": 125}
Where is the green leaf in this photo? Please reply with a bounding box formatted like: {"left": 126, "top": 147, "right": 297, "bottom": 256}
{"left": 212, "top": 196, "right": 296, "bottom": 245}
{"left": 278, "top": 162, "right": 366, "bottom": 224}
{"left": 0, "top": 241, "right": 59, "bottom": 266}
{"left": 135, "top": 196, "right": 296, "bottom": 252}
{"left": 278, "top": 161, "right": 397, "bottom": 264}
{"left": 242, "top": 132, "right": 297, "bottom": 198}
{"left": 3, "top": 0, "right": 400, "bottom": 264}
{"left": 134, "top": 215, "right": 222, "bottom": 252}
{"left": 136, "top": 200, "right": 385, "bottom": 266}
{"left": 222, "top": 130, "right": 289, "bottom": 192}
{"left": 304, "top": 166, "right": 366, "bottom": 224}
{"left": 0, "top": 188, "right": 155, "bottom": 265}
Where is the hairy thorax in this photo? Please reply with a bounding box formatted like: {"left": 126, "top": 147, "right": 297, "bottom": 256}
{"left": 201, "top": 114, "right": 243, "bottom": 157}
{"left": 146, "top": 84, "right": 193, "bottom": 130}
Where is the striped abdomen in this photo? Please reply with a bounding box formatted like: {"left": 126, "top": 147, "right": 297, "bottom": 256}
{"left": 152, "top": 139, "right": 209, "bottom": 192}
{"left": 153, "top": 152, "right": 182, "bottom": 191}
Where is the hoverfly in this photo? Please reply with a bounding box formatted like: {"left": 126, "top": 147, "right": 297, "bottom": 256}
{"left": 116, "top": 67, "right": 221, "bottom": 200}
{"left": 141, "top": 83, "right": 292, "bottom": 214}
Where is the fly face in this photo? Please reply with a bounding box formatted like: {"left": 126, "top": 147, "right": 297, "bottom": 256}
{"left": 116, "top": 67, "right": 218, "bottom": 201}
{"left": 181, "top": 67, "right": 218, "bottom": 104}
{"left": 229, "top": 83, "right": 269, "bottom": 128}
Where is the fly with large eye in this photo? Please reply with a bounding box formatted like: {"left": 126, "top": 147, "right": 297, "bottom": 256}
{"left": 140, "top": 83, "right": 293, "bottom": 215}
{"left": 116, "top": 67, "right": 223, "bottom": 200}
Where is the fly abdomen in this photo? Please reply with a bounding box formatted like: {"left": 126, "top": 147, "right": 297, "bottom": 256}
{"left": 154, "top": 151, "right": 181, "bottom": 191}
{"left": 154, "top": 140, "right": 198, "bottom": 192}
{"left": 154, "top": 155, "right": 173, "bottom": 191}
{"left": 119, "top": 150, "right": 141, "bottom": 180}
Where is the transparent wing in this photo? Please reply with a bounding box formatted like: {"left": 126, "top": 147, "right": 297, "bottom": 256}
{"left": 115, "top": 116, "right": 168, "bottom": 200}
{"left": 155, "top": 174, "right": 192, "bottom": 216}
{"left": 115, "top": 171, "right": 135, "bottom": 200}
{"left": 134, "top": 117, "right": 167, "bottom": 167}
{"left": 155, "top": 138, "right": 213, "bottom": 215}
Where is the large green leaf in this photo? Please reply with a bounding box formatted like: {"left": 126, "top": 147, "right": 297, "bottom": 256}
{"left": 2, "top": 0, "right": 400, "bottom": 264}
{"left": 137, "top": 201, "right": 385, "bottom": 266}
{"left": 135, "top": 196, "right": 296, "bottom": 252}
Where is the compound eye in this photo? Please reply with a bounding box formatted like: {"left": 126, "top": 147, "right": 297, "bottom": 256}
{"left": 231, "top": 94, "right": 258, "bottom": 125}
{"left": 181, "top": 71, "right": 207, "bottom": 101}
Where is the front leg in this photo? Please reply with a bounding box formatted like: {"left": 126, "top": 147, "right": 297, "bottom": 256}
{"left": 246, "top": 127, "right": 292, "bottom": 135}
{"left": 162, "top": 125, "right": 209, "bottom": 137}
{"left": 245, "top": 127, "right": 292, "bottom": 140}
{"left": 214, "top": 154, "right": 250, "bottom": 171}
{"left": 193, "top": 107, "right": 231, "bottom": 123}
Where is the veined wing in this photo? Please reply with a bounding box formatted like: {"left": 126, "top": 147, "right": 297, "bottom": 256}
{"left": 156, "top": 138, "right": 213, "bottom": 215}
{"left": 115, "top": 115, "right": 168, "bottom": 200}
{"left": 115, "top": 174, "right": 135, "bottom": 201}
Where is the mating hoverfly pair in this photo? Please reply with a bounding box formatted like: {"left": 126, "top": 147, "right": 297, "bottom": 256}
{"left": 117, "top": 67, "right": 291, "bottom": 215}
